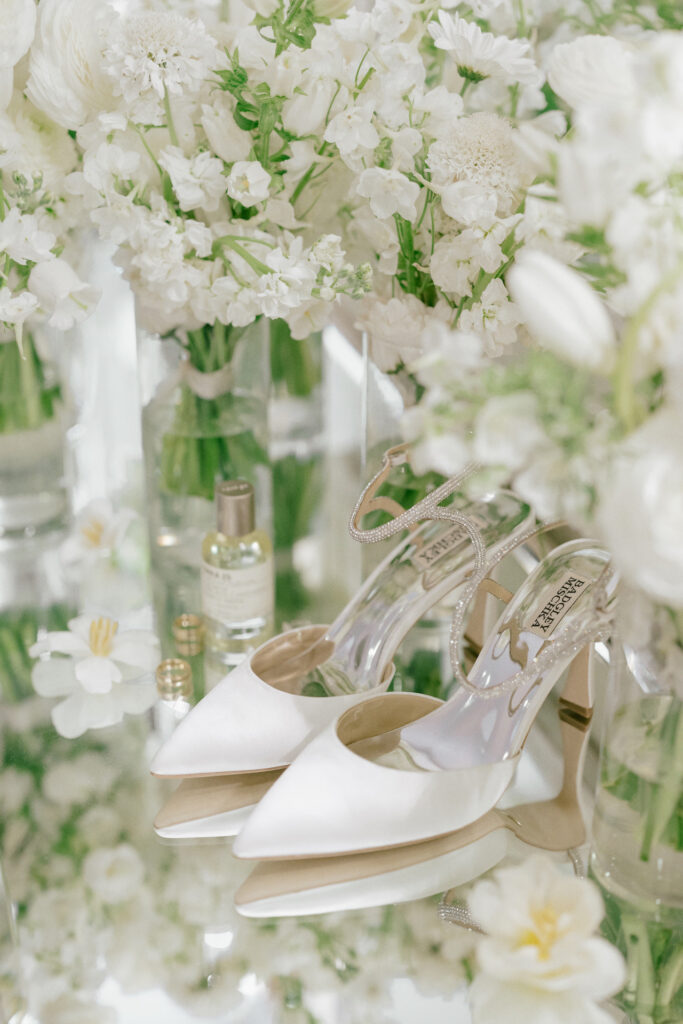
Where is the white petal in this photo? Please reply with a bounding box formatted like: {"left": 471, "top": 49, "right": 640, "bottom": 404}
{"left": 51, "top": 693, "right": 92, "bottom": 738}
{"left": 75, "top": 656, "right": 121, "bottom": 694}
{"left": 117, "top": 680, "right": 157, "bottom": 715}
{"left": 32, "top": 657, "right": 77, "bottom": 697}
{"left": 111, "top": 635, "right": 159, "bottom": 671}
{"left": 30, "top": 631, "right": 89, "bottom": 656}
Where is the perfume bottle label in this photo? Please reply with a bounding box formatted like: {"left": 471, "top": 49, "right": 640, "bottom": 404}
{"left": 201, "top": 559, "right": 274, "bottom": 624}
{"left": 526, "top": 572, "right": 590, "bottom": 639}
{"left": 412, "top": 513, "right": 487, "bottom": 572}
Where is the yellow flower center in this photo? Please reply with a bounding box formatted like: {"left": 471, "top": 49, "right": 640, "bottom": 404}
{"left": 518, "top": 905, "right": 560, "bottom": 961}
{"left": 81, "top": 517, "right": 105, "bottom": 548}
{"left": 88, "top": 617, "right": 118, "bottom": 657}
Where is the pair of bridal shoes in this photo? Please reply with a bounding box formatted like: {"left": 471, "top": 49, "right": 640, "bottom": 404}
{"left": 151, "top": 446, "right": 534, "bottom": 837}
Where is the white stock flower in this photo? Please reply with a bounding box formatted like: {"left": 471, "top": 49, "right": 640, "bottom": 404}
{"left": 0, "top": 0, "right": 36, "bottom": 68}
{"left": 226, "top": 160, "right": 270, "bottom": 206}
{"left": 30, "top": 613, "right": 159, "bottom": 739}
{"left": 547, "top": 35, "right": 635, "bottom": 110}
{"left": 104, "top": 11, "right": 218, "bottom": 123}
{"left": 358, "top": 293, "right": 444, "bottom": 372}
{"left": 468, "top": 855, "right": 625, "bottom": 1024}
{"left": 598, "top": 405, "right": 683, "bottom": 607}
{"left": 0, "top": 209, "right": 55, "bottom": 264}
{"left": 28, "top": 258, "right": 100, "bottom": 330}
{"left": 357, "top": 167, "right": 420, "bottom": 221}
{"left": 507, "top": 250, "right": 616, "bottom": 373}
{"left": 27, "top": 0, "right": 115, "bottom": 129}
{"left": 159, "top": 146, "right": 225, "bottom": 211}
{"left": 459, "top": 278, "right": 519, "bottom": 352}
{"left": 428, "top": 11, "right": 542, "bottom": 87}
{"left": 474, "top": 392, "right": 549, "bottom": 472}
{"left": 201, "top": 94, "right": 252, "bottom": 163}
{"left": 0, "top": 286, "right": 38, "bottom": 326}
{"left": 324, "top": 101, "right": 379, "bottom": 158}
{"left": 83, "top": 844, "right": 145, "bottom": 905}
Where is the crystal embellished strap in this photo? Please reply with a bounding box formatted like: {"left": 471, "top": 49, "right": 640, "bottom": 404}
{"left": 448, "top": 538, "right": 617, "bottom": 700}
{"left": 349, "top": 443, "right": 480, "bottom": 545}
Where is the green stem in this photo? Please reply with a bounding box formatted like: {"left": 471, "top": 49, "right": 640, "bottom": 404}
{"left": 614, "top": 258, "right": 683, "bottom": 433}
{"left": 163, "top": 88, "right": 179, "bottom": 147}
{"left": 622, "top": 915, "right": 656, "bottom": 1012}
{"left": 657, "top": 943, "right": 683, "bottom": 1009}
{"left": 639, "top": 700, "right": 683, "bottom": 862}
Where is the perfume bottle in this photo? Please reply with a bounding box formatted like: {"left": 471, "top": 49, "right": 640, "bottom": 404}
{"left": 173, "top": 613, "right": 205, "bottom": 701}
{"left": 154, "top": 658, "right": 193, "bottom": 742}
{"left": 201, "top": 479, "right": 274, "bottom": 666}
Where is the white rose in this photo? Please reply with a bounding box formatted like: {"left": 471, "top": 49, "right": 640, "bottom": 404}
{"left": 28, "top": 258, "right": 100, "bottom": 329}
{"left": 226, "top": 160, "right": 270, "bottom": 206}
{"left": 507, "top": 249, "right": 616, "bottom": 373}
{"left": 597, "top": 405, "right": 683, "bottom": 607}
{"left": 201, "top": 95, "right": 253, "bottom": 163}
{"left": 547, "top": 35, "right": 635, "bottom": 110}
{"left": 83, "top": 844, "right": 145, "bottom": 904}
{"left": 27, "top": 0, "right": 115, "bottom": 129}
{"left": 0, "top": 0, "right": 36, "bottom": 68}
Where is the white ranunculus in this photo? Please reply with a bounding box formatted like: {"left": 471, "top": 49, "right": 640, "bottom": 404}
{"left": 83, "top": 844, "right": 145, "bottom": 904}
{"left": 28, "top": 258, "right": 100, "bottom": 330}
{"left": 468, "top": 855, "right": 625, "bottom": 1024}
{"left": 0, "top": 0, "right": 36, "bottom": 68}
{"left": 0, "top": 66, "right": 12, "bottom": 110}
{"left": 547, "top": 35, "right": 635, "bottom": 110}
{"left": 226, "top": 160, "right": 270, "bottom": 207}
{"left": 26, "top": 0, "right": 115, "bottom": 129}
{"left": 597, "top": 405, "right": 683, "bottom": 607}
{"left": 201, "top": 95, "right": 252, "bottom": 163}
{"left": 507, "top": 250, "right": 616, "bottom": 372}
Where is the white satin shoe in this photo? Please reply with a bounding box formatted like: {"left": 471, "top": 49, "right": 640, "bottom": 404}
{"left": 232, "top": 539, "right": 616, "bottom": 861}
{"left": 151, "top": 446, "right": 533, "bottom": 784}
{"left": 234, "top": 660, "right": 594, "bottom": 916}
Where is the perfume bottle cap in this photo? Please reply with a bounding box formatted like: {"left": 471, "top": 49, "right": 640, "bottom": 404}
{"left": 172, "top": 613, "right": 204, "bottom": 656}
{"left": 216, "top": 479, "right": 255, "bottom": 537}
{"left": 156, "top": 658, "right": 193, "bottom": 700}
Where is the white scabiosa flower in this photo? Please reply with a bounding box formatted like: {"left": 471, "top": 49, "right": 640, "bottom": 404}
{"left": 428, "top": 11, "right": 542, "bottom": 87}
{"left": 226, "top": 160, "right": 271, "bottom": 207}
{"left": 0, "top": 0, "right": 36, "bottom": 68}
{"left": 30, "top": 613, "right": 159, "bottom": 739}
{"left": 429, "top": 112, "right": 534, "bottom": 219}
{"left": 27, "top": 0, "right": 115, "bottom": 129}
{"left": 356, "top": 167, "right": 420, "bottom": 221}
{"left": 507, "top": 249, "right": 616, "bottom": 372}
{"left": 547, "top": 35, "right": 635, "bottom": 110}
{"left": 467, "top": 855, "right": 625, "bottom": 1024}
{"left": 28, "top": 258, "right": 100, "bottom": 330}
{"left": 104, "top": 11, "right": 218, "bottom": 124}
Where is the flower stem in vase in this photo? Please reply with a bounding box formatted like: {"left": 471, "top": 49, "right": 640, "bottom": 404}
{"left": 0, "top": 335, "right": 61, "bottom": 434}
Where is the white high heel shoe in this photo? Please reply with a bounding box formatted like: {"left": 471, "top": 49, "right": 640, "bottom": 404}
{"left": 234, "top": 629, "right": 596, "bottom": 917}
{"left": 151, "top": 447, "right": 533, "bottom": 784}
{"left": 232, "top": 539, "right": 616, "bottom": 860}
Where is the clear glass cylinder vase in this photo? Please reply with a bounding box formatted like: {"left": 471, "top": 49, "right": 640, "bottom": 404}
{"left": 0, "top": 329, "right": 72, "bottom": 537}
{"left": 138, "top": 319, "right": 271, "bottom": 654}
{"left": 590, "top": 591, "right": 683, "bottom": 1024}
{"left": 269, "top": 320, "right": 324, "bottom": 627}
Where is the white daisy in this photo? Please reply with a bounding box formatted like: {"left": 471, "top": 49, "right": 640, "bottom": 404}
{"left": 30, "top": 613, "right": 159, "bottom": 739}
{"left": 428, "top": 11, "right": 542, "bottom": 88}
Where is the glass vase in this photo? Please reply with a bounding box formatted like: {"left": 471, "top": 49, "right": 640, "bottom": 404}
{"left": 269, "top": 320, "right": 324, "bottom": 627}
{"left": 590, "top": 590, "right": 683, "bottom": 1024}
{"left": 0, "top": 330, "right": 71, "bottom": 537}
{"left": 138, "top": 319, "right": 271, "bottom": 654}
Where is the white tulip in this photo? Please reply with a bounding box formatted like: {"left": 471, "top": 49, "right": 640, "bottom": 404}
{"left": 0, "top": 0, "right": 36, "bottom": 68}
{"left": 547, "top": 35, "right": 635, "bottom": 110}
{"left": 28, "top": 258, "right": 100, "bottom": 330}
{"left": 597, "top": 404, "right": 683, "bottom": 607}
{"left": 26, "top": 0, "right": 114, "bottom": 129}
{"left": 507, "top": 250, "right": 616, "bottom": 372}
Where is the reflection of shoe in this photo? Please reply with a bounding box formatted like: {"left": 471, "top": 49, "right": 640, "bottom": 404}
{"left": 150, "top": 446, "right": 533, "bottom": 780}
{"left": 233, "top": 539, "right": 616, "bottom": 861}
{"left": 153, "top": 770, "right": 284, "bottom": 840}
{"left": 234, "top": 649, "right": 594, "bottom": 916}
